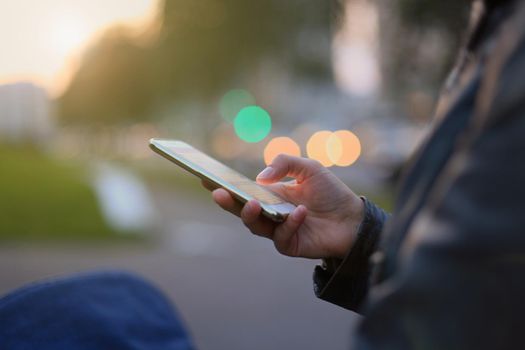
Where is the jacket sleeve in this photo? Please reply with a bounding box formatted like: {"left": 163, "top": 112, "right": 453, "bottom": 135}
{"left": 313, "top": 198, "right": 388, "bottom": 313}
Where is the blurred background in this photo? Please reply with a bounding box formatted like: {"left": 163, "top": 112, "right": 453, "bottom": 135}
{"left": 0, "top": 0, "right": 470, "bottom": 349}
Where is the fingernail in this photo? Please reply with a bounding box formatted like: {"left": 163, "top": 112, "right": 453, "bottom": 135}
{"left": 257, "top": 167, "right": 274, "bottom": 180}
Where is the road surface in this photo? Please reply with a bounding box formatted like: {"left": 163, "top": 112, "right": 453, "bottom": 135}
{"left": 0, "top": 184, "right": 359, "bottom": 350}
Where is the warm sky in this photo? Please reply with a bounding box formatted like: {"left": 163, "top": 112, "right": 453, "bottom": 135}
{"left": 0, "top": 0, "right": 157, "bottom": 97}
{"left": 0, "top": 0, "right": 380, "bottom": 99}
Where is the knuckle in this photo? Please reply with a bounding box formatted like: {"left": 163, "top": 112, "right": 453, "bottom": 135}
{"left": 272, "top": 154, "right": 288, "bottom": 166}
{"left": 275, "top": 153, "right": 289, "bottom": 161}
{"left": 307, "top": 158, "right": 323, "bottom": 169}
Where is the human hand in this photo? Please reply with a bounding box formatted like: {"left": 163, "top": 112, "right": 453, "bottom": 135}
{"left": 202, "top": 155, "right": 364, "bottom": 259}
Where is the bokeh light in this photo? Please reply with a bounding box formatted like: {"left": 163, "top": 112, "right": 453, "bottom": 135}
{"left": 234, "top": 106, "right": 272, "bottom": 143}
{"left": 326, "top": 133, "right": 343, "bottom": 164}
{"left": 307, "top": 130, "right": 362, "bottom": 167}
{"left": 306, "top": 130, "right": 334, "bottom": 167}
{"left": 263, "top": 137, "right": 301, "bottom": 165}
{"left": 329, "top": 130, "right": 361, "bottom": 166}
{"left": 219, "top": 89, "right": 256, "bottom": 122}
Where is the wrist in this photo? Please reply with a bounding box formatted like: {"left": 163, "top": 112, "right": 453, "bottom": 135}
{"left": 331, "top": 196, "right": 365, "bottom": 259}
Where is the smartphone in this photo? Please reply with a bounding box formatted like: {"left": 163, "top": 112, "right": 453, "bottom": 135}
{"left": 149, "top": 139, "right": 296, "bottom": 222}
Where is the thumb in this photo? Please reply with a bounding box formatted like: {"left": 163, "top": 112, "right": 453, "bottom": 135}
{"left": 256, "top": 155, "right": 322, "bottom": 185}
{"left": 273, "top": 205, "right": 307, "bottom": 256}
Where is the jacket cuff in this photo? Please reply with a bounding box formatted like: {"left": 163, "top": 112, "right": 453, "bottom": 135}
{"left": 313, "top": 197, "right": 388, "bottom": 312}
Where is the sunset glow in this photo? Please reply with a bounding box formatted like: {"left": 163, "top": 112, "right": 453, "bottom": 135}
{"left": 0, "top": 0, "right": 157, "bottom": 97}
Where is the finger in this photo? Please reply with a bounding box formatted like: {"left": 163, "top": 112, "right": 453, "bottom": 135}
{"left": 201, "top": 179, "right": 218, "bottom": 192}
{"left": 273, "top": 205, "right": 307, "bottom": 252}
{"left": 264, "top": 181, "right": 299, "bottom": 203}
{"left": 212, "top": 188, "right": 243, "bottom": 217}
{"left": 256, "top": 154, "right": 322, "bottom": 185}
{"left": 240, "top": 200, "right": 276, "bottom": 238}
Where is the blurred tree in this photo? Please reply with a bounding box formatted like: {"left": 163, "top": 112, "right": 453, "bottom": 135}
{"left": 154, "top": 0, "right": 336, "bottom": 97}
{"left": 59, "top": 0, "right": 336, "bottom": 124}
{"left": 60, "top": 0, "right": 469, "bottom": 125}
{"left": 60, "top": 28, "right": 154, "bottom": 123}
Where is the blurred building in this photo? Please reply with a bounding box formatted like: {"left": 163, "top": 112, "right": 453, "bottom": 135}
{"left": 0, "top": 82, "right": 54, "bottom": 144}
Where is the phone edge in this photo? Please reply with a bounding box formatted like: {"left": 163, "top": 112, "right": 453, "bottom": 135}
{"left": 149, "top": 139, "right": 289, "bottom": 223}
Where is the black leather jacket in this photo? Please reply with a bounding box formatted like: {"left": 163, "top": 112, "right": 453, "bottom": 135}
{"left": 314, "top": 1, "right": 525, "bottom": 348}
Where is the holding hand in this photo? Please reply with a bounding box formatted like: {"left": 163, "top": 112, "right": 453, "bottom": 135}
{"left": 202, "top": 155, "right": 364, "bottom": 259}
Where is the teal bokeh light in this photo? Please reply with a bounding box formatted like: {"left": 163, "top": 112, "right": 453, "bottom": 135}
{"left": 219, "top": 89, "right": 256, "bottom": 122}
{"left": 234, "top": 106, "right": 272, "bottom": 143}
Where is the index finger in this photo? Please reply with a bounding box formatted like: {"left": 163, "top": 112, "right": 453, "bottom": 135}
{"left": 211, "top": 188, "right": 243, "bottom": 217}
{"left": 256, "top": 155, "right": 322, "bottom": 185}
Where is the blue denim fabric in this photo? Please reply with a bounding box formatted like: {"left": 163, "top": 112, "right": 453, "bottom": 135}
{"left": 0, "top": 271, "right": 195, "bottom": 350}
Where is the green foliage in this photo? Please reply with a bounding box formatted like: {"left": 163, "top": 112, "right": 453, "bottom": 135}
{"left": 58, "top": 0, "right": 472, "bottom": 124}
{"left": 60, "top": 28, "right": 155, "bottom": 124}
{"left": 0, "top": 145, "right": 120, "bottom": 240}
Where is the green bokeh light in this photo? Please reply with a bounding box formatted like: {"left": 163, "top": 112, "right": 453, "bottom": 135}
{"left": 234, "top": 106, "right": 272, "bottom": 143}
{"left": 219, "top": 89, "right": 256, "bottom": 122}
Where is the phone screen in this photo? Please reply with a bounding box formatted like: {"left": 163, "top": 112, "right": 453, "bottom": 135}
{"left": 162, "top": 142, "right": 285, "bottom": 205}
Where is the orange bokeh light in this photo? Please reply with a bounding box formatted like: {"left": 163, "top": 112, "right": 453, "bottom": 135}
{"left": 306, "top": 131, "right": 334, "bottom": 167}
{"left": 329, "top": 130, "right": 361, "bottom": 166}
{"left": 306, "top": 130, "right": 361, "bottom": 167}
{"left": 263, "top": 137, "right": 301, "bottom": 165}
